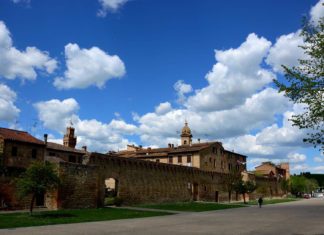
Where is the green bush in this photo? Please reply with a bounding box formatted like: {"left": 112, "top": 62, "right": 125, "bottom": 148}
{"left": 104, "top": 197, "right": 115, "bottom": 206}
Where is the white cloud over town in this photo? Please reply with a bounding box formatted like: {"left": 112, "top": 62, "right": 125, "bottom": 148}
{"left": 53, "top": 43, "right": 126, "bottom": 90}
{"left": 0, "top": 84, "right": 20, "bottom": 122}
{"left": 97, "top": 0, "right": 129, "bottom": 17}
{"left": 34, "top": 98, "right": 137, "bottom": 151}
{"left": 310, "top": 0, "right": 324, "bottom": 25}
{"left": 0, "top": 21, "right": 57, "bottom": 81}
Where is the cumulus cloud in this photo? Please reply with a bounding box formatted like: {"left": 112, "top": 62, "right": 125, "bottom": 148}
{"left": 34, "top": 98, "right": 137, "bottom": 152}
{"left": 0, "top": 21, "right": 57, "bottom": 80}
{"left": 310, "top": 0, "right": 324, "bottom": 25}
{"left": 155, "top": 102, "right": 172, "bottom": 115}
{"left": 186, "top": 33, "right": 274, "bottom": 112}
{"left": 97, "top": 0, "right": 128, "bottom": 17}
{"left": 266, "top": 31, "right": 305, "bottom": 74}
{"left": 53, "top": 43, "right": 125, "bottom": 89}
{"left": 174, "top": 80, "right": 193, "bottom": 104}
{"left": 0, "top": 84, "right": 20, "bottom": 122}
{"left": 287, "top": 153, "right": 307, "bottom": 163}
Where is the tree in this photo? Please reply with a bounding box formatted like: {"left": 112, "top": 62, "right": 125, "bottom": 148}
{"left": 274, "top": 16, "right": 324, "bottom": 152}
{"left": 234, "top": 180, "right": 256, "bottom": 204}
{"left": 222, "top": 168, "right": 242, "bottom": 202}
{"left": 16, "top": 161, "right": 60, "bottom": 215}
{"left": 280, "top": 179, "right": 290, "bottom": 195}
{"left": 290, "top": 175, "right": 318, "bottom": 197}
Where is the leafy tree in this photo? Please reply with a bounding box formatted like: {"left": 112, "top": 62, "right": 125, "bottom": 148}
{"left": 234, "top": 180, "right": 256, "bottom": 204}
{"left": 222, "top": 168, "right": 242, "bottom": 202}
{"left": 290, "top": 175, "right": 318, "bottom": 197}
{"left": 280, "top": 179, "right": 290, "bottom": 195}
{"left": 274, "top": 17, "right": 324, "bottom": 152}
{"left": 16, "top": 161, "right": 60, "bottom": 215}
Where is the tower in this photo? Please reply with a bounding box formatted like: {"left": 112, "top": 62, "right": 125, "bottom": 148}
{"left": 181, "top": 121, "right": 192, "bottom": 146}
{"left": 63, "top": 126, "right": 77, "bottom": 148}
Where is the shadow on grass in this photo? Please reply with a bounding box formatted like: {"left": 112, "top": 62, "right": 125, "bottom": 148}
{"left": 32, "top": 213, "right": 76, "bottom": 218}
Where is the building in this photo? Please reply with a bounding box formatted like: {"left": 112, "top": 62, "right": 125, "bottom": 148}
{"left": 0, "top": 127, "right": 45, "bottom": 172}
{"left": 115, "top": 122, "right": 247, "bottom": 174}
{"left": 45, "top": 127, "right": 87, "bottom": 164}
{"left": 254, "top": 161, "right": 290, "bottom": 180}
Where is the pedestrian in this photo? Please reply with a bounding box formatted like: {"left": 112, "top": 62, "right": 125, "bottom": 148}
{"left": 258, "top": 196, "right": 263, "bottom": 208}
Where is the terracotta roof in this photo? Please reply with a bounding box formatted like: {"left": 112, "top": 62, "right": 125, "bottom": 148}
{"left": 46, "top": 142, "right": 85, "bottom": 154}
{"left": 0, "top": 127, "right": 44, "bottom": 145}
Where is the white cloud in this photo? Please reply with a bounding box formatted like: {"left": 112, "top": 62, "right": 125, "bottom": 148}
{"left": 53, "top": 43, "right": 125, "bottom": 89}
{"left": 11, "top": 0, "right": 31, "bottom": 4}
{"left": 0, "top": 21, "right": 57, "bottom": 80}
{"left": 314, "top": 153, "right": 324, "bottom": 162}
{"left": 97, "top": 0, "right": 128, "bottom": 17}
{"left": 34, "top": 98, "right": 138, "bottom": 152}
{"left": 311, "top": 165, "right": 324, "bottom": 173}
{"left": 266, "top": 31, "right": 305, "bottom": 74}
{"left": 287, "top": 153, "right": 307, "bottom": 163}
{"left": 34, "top": 98, "right": 80, "bottom": 131}
{"left": 0, "top": 84, "right": 20, "bottom": 122}
{"left": 310, "top": 0, "right": 324, "bottom": 25}
{"left": 155, "top": 102, "right": 172, "bottom": 115}
{"left": 186, "top": 33, "right": 274, "bottom": 112}
{"left": 291, "top": 164, "right": 308, "bottom": 172}
{"left": 174, "top": 80, "right": 193, "bottom": 104}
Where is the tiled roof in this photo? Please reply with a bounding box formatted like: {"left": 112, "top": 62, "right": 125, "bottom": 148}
{"left": 0, "top": 127, "right": 44, "bottom": 145}
{"left": 46, "top": 142, "right": 85, "bottom": 154}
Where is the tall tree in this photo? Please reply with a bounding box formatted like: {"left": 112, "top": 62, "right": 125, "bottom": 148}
{"left": 274, "top": 17, "right": 324, "bottom": 152}
{"left": 16, "top": 162, "right": 60, "bottom": 215}
{"left": 222, "top": 168, "right": 242, "bottom": 202}
{"left": 234, "top": 180, "right": 256, "bottom": 204}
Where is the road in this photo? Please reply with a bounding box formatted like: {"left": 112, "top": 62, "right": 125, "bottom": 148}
{"left": 1, "top": 198, "right": 324, "bottom": 235}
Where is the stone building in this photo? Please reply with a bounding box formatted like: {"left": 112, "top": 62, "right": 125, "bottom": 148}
{"left": 45, "top": 127, "right": 87, "bottom": 164}
{"left": 115, "top": 122, "right": 247, "bottom": 174}
{"left": 255, "top": 161, "right": 290, "bottom": 180}
{"left": 0, "top": 128, "right": 45, "bottom": 208}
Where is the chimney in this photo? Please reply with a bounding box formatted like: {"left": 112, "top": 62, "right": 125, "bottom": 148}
{"left": 44, "top": 134, "right": 48, "bottom": 145}
{"left": 198, "top": 138, "right": 200, "bottom": 143}
{"left": 171, "top": 144, "right": 174, "bottom": 148}
{"left": 168, "top": 143, "right": 172, "bottom": 148}
{"left": 82, "top": 146, "right": 87, "bottom": 152}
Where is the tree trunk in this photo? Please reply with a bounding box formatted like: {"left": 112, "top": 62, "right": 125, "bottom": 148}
{"left": 243, "top": 193, "right": 246, "bottom": 204}
{"left": 30, "top": 194, "right": 36, "bottom": 216}
{"left": 228, "top": 191, "right": 232, "bottom": 203}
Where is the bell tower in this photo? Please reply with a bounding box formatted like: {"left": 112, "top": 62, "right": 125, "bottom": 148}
{"left": 63, "top": 126, "right": 77, "bottom": 148}
{"left": 181, "top": 121, "right": 192, "bottom": 146}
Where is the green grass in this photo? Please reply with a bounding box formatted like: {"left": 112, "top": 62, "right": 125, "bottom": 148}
{"left": 237, "top": 198, "right": 299, "bottom": 206}
{"left": 137, "top": 202, "right": 245, "bottom": 212}
{"left": 0, "top": 207, "right": 173, "bottom": 229}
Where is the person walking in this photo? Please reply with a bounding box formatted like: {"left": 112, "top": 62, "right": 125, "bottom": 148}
{"left": 258, "top": 197, "right": 263, "bottom": 208}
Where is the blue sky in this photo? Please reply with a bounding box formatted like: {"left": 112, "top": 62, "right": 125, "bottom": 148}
{"left": 0, "top": 0, "right": 323, "bottom": 173}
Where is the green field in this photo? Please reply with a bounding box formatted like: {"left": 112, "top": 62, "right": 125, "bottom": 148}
{"left": 138, "top": 202, "right": 245, "bottom": 212}
{"left": 0, "top": 207, "right": 172, "bottom": 229}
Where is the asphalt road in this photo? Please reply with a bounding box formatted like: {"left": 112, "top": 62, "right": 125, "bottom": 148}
{"left": 1, "top": 198, "right": 324, "bottom": 235}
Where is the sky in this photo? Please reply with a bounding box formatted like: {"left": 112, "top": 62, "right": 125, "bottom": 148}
{"left": 0, "top": 0, "right": 323, "bottom": 174}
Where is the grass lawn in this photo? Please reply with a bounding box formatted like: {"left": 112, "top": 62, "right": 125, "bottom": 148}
{"left": 238, "top": 198, "right": 299, "bottom": 206}
{"left": 0, "top": 207, "right": 173, "bottom": 229}
{"left": 137, "top": 202, "right": 245, "bottom": 212}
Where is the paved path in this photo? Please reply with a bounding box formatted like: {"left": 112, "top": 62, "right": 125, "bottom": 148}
{"left": 1, "top": 199, "right": 324, "bottom": 235}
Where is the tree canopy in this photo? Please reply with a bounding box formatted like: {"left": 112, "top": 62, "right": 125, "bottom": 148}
{"left": 275, "top": 16, "right": 324, "bottom": 152}
{"left": 16, "top": 161, "right": 60, "bottom": 215}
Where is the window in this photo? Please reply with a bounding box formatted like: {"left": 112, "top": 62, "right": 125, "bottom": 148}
{"left": 11, "top": 146, "right": 17, "bottom": 157}
{"left": 214, "top": 159, "right": 216, "bottom": 168}
{"left": 156, "top": 159, "right": 160, "bottom": 163}
{"left": 204, "top": 185, "right": 207, "bottom": 191}
{"left": 187, "top": 155, "right": 191, "bottom": 163}
{"left": 69, "top": 155, "right": 76, "bottom": 163}
{"left": 236, "top": 164, "right": 240, "bottom": 171}
{"left": 209, "top": 158, "right": 212, "bottom": 163}
{"left": 78, "top": 156, "right": 82, "bottom": 164}
{"left": 184, "top": 140, "right": 187, "bottom": 145}
{"left": 178, "top": 156, "right": 182, "bottom": 163}
{"left": 228, "top": 163, "right": 232, "bottom": 171}
{"left": 31, "top": 149, "right": 37, "bottom": 159}
{"left": 168, "top": 156, "right": 173, "bottom": 164}
{"left": 212, "top": 147, "right": 216, "bottom": 154}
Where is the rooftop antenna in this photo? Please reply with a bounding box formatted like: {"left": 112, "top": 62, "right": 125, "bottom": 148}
{"left": 69, "top": 119, "right": 74, "bottom": 127}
